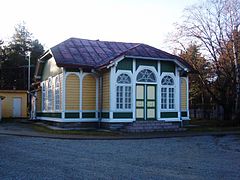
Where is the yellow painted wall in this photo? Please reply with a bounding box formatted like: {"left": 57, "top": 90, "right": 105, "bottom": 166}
{"left": 65, "top": 74, "right": 80, "bottom": 110}
{"left": 181, "top": 78, "right": 187, "bottom": 110}
{"left": 82, "top": 74, "right": 96, "bottom": 110}
{"left": 42, "top": 57, "right": 62, "bottom": 81}
{"left": 0, "top": 90, "right": 27, "bottom": 118}
{"left": 98, "top": 79, "right": 101, "bottom": 110}
{"left": 36, "top": 88, "right": 42, "bottom": 112}
{"left": 102, "top": 71, "right": 110, "bottom": 110}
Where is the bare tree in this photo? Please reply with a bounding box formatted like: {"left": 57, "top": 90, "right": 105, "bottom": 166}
{"left": 170, "top": 0, "right": 240, "bottom": 120}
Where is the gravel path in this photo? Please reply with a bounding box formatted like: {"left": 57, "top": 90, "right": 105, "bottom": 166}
{"left": 0, "top": 134, "right": 240, "bottom": 180}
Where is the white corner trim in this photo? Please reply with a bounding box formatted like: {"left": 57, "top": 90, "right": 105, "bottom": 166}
{"left": 107, "top": 55, "right": 125, "bottom": 69}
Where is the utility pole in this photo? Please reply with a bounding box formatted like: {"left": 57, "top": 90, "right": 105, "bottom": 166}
{"left": 26, "top": 51, "right": 31, "bottom": 118}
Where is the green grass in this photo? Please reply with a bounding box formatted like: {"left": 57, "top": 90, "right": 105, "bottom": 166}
{"left": 2, "top": 118, "right": 240, "bottom": 136}
{"left": 32, "top": 124, "right": 121, "bottom": 136}
{"left": 186, "top": 119, "right": 240, "bottom": 132}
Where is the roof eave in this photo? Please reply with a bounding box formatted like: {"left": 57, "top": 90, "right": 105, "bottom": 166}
{"left": 98, "top": 55, "right": 192, "bottom": 72}
{"left": 124, "top": 55, "right": 191, "bottom": 72}
{"left": 56, "top": 63, "right": 95, "bottom": 71}
{"left": 34, "top": 50, "right": 53, "bottom": 81}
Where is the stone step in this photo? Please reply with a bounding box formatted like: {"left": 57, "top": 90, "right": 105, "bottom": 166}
{"left": 133, "top": 120, "right": 165, "bottom": 124}
{"left": 121, "top": 121, "right": 181, "bottom": 133}
{"left": 121, "top": 128, "right": 184, "bottom": 133}
{"left": 124, "top": 126, "right": 179, "bottom": 130}
{"left": 130, "top": 124, "right": 177, "bottom": 128}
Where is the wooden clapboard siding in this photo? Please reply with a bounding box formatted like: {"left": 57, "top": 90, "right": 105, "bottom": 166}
{"left": 98, "top": 78, "right": 101, "bottom": 110}
{"left": 181, "top": 78, "right": 187, "bottom": 110}
{"left": 36, "top": 88, "right": 42, "bottom": 112}
{"left": 102, "top": 71, "right": 110, "bottom": 110}
{"left": 82, "top": 74, "right": 96, "bottom": 110}
{"left": 65, "top": 74, "right": 80, "bottom": 110}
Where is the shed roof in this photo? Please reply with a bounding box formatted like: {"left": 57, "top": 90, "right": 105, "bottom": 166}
{"left": 50, "top": 38, "right": 191, "bottom": 69}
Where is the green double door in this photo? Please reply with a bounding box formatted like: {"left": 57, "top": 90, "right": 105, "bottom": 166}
{"left": 136, "top": 84, "right": 156, "bottom": 120}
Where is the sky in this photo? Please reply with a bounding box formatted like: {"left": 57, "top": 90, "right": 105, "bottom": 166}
{"left": 0, "top": 0, "right": 199, "bottom": 51}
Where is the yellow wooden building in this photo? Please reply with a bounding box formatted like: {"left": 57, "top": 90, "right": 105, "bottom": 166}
{"left": 0, "top": 90, "right": 27, "bottom": 118}
{"left": 32, "top": 38, "right": 191, "bottom": 127}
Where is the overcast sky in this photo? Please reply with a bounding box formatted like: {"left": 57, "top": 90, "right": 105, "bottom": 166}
{"left": 0, "top": 0, "right": 199, "bottom": 51}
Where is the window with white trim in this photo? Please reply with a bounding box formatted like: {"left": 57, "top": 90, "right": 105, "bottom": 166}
{"left": 116, "top": 73, "right": 132, "bottom": 110}
{"left": 48, "top": 78, "right": 52, "bottom": 111}
{"left": 161, "top": 75, "right": 175, "bottom": 109}
{"left": 55, "top": 76, "right": 60, "bottom": 111}
{"left": 161, "top": 87, "right": 167, "bottom": 109}
{"left": 42, "top": 82, "right": 46, "bottom": 111}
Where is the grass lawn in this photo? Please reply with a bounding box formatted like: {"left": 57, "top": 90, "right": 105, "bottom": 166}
{"left": 1, "top": 118, "right": 240, "bottom": 136}
{"left": 32, "top": 124, "right": 122, "bottom": 136}
{"left": 187, "top": 119, "right": 240, "bottom": 132}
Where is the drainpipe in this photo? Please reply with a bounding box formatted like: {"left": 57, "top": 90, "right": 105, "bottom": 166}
{"left": 179, "top": 76, "right": 183, "bottom": 127}
{"left": 178, "top": 68, "right": 183, "bottom": 127}
{"left": 99, "top": 75, "right": 103, "bottom": 129}
{"left": 91, "top": 69, "right": 102, "bottom": 129}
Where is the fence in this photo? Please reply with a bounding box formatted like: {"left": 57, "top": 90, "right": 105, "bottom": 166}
{"left": 190, "top": 105, "right": 224, "bottom": 120}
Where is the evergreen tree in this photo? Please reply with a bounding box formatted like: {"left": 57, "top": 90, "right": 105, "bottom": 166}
{"left": 0, "top": 22, "right": 44, "bottom": 90}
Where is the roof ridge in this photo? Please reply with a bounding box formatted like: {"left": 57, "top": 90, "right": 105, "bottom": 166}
{"left": 67, "top": 37, "right": 140, "bottom": 45}
{"left": 98, "top": 43, "right": 142, "bottom": 67}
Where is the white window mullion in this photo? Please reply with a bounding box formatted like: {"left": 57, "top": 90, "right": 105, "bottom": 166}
{"left": 48, "top": 78, "right": 52, "bottom": 111}
{"left": 55, "top": 75, "right": 60, "bottom": 111}
{"left": 116, "top": 73, "right": 132, "bottom": 111}
{"left": 161, "top": 87, "right": 167, "bottom": 109}
{"left": 161, "top": 74, "right": 175, "bottom": 110}
{"left": 42, "top": 82, "right": 46, "bottom": 111}
{"left": 168, "top": 87, "right": 174, "bottom": 109}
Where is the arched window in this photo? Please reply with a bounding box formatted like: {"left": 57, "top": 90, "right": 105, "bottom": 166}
{"left": 48, "top": 77, "right": 52, "bottom": 111}
{"left": 137, "top": 69, "right": 156, "bottom": 82}
{"left": 117, "top": 73, "right": 131, "bottom": 84}
{"left": 161, "top": 75, "right": 174, "bottom": 85}
{"left": 161, "top": 75, "right": 175, "bottom": 109}
{"left": 55, "top": 76, "right": 60, "bottom": 111}
{"left": 42, "top": 82, "right": 46, "bottom": 111}
{"left": 116, "top": 73, "right": 132, "bottom": 110}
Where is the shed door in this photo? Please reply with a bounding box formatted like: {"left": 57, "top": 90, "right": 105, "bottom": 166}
{"left": 13, "top": 98, "right": 22, "bottom": 117}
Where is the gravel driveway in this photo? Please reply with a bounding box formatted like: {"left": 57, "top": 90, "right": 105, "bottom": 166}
{"left": 0, "top": 134, "right": 240, "bottom": 180}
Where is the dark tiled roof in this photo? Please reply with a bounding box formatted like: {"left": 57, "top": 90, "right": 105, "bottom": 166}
{"left": 50, "top": 37, "right": 190, "bottom": 69}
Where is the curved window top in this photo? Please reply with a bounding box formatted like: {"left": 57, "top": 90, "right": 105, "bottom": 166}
{"left": 117, "top": 73, "right": 131, "bottom": 84}
{"left": 42, "top": 82, "right": 45, "bottom": 91}
{"left": 161, "top": 75, "right": 174, "bottom": 85}
{"left": 48, "top": 78, "right": 52, "bottom": 88}
{"left": 55, "top": 76, "right": 60, "bottom": 87}
{"left": 137, "top": 69, "right": 156, "bottom": 82}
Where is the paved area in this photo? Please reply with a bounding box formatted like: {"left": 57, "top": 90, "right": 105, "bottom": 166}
{"left": 0, "top": 134, "right": 240, "bottom": 179}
